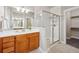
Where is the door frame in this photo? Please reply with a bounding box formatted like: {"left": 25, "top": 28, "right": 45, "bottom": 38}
{"left": 63, "top": 7, "right": 79, "bottom": 44}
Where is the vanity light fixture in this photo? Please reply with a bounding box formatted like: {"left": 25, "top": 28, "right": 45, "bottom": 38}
{"left": 25, "top": 9, "right": 30, "bottom": 13}
{"left": 16, "top": 7, "right": 21, "bottom": 12}
{"left": 21, "top": 8, "right": 26, "bottom": 12}
{"left": 14, "top": 7, "right": 32, "bottom": 13}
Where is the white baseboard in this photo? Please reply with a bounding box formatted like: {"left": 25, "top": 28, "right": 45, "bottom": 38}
{"left": 39, "top": 47, "right": 47, "bottom": 53}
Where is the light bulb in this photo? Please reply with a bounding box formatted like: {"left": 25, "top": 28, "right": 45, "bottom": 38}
{"left": 16, "top": 7, "right": 20, "bottom": 12}
{"left": 21, "top": 8, "right": 25, "bottom": 12}
{"left": 25, "top": 9, "right": 30, "bottom": 13}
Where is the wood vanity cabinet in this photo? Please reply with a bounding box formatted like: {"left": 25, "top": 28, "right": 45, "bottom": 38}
{"left": 15, "top": 32, "right": 39, "bottom": 52}
{"left": 0, "top": 32, "right": 40, "bottom": 53}
{"left": 15, "top": 34, "right": 29, "bottom": 53}
{"left": 0, "top": 38, "right": 2, "bottom": 52}
{"left": 29, "top": 32, "right": 39, "bottom": 51}
{"left": 2, "top": 36, "right": 15, "bottom": 53}
{"left": 0, "top": 36, "right": 15, "bottom": 53}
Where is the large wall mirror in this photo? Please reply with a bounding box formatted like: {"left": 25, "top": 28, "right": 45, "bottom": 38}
{"left": 4, "top": 6, "right": 34, "bottom": 30}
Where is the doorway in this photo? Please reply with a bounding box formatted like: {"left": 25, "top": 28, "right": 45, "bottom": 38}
{"left": 65, "top": 7, "right": 79, "bottom": 49}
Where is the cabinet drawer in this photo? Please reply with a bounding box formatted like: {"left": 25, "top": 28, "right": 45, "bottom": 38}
{"left": 3, "top": 37, "right": 14, "bottom": 43}
{"left": 3, "top": 47, "right": 14, "bottom": 53}
{"left": 3, "top": 42, "right": 14, "bottom": 49}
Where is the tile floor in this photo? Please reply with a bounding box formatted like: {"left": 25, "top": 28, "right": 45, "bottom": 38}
{"left": 48, "top": 43, "right": 79, "bottom": 53}
{"left": 29, "top": 43, "right": 79, "bottom": 53}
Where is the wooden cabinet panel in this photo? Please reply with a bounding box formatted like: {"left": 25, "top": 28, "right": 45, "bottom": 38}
{"left": 3, "top": 37, "right": 14, "bottom": 43}
{"left": 16, "top": 34, "right": 29, "bottom": 53}
{"left": 29, "top": 32, "right": 39, "bottom": 51}
{"left": 3, "top": 47, "right": 14, "bottom": 53}
{"left": 3, "top": 42, "right": 14, "bottom": 49}
{"left": 3, "top": 36, "right": 15, "bottom": 53}
{"left": 0, "top": 38, "right": 2, "bottom": 53}
{"left": 0, "top": 32, "right": 40, "bottom": 53}
{"left": 30, "top": 32, "right": 39, "bottom": 36}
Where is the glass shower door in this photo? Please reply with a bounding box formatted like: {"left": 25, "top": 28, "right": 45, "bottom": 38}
{"left": 42, "top": 11, "right": 54, "bottom": 46}
{"left": 53, "top": 15, "right": 60, "bottom": 42}
{"left": 42, "top": 11, "right": 60, "bottom": 46}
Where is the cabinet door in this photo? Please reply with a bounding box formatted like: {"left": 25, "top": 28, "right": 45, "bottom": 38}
{"left": 3, "top": 36, "right": 15, "bottom": 53}
{"left": 16, "top": 34, "right": 29, "bottom": 53}
{"left": 29, "top": 32, "right": 39, "bottom": 50}
{"left": 0, "top": 38, "right": 2, "bottom": 53}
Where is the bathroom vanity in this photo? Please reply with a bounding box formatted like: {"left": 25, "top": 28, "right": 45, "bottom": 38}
{"left": 0, "top": 29, "right": 40, "bottom": 53}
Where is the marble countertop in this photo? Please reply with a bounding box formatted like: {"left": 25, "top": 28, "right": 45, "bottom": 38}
{"left": 0, "top": 29, "right": 40, "bottom": 37}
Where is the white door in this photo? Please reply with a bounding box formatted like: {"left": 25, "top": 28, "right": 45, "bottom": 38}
{"left": 53, "top": 15, "right": 60, "bottom": 42}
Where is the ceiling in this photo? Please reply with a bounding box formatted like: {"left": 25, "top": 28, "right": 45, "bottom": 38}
{"left": 11, "top": 6, "right": 76, "bottom": 13}
{"left": 61, "top": 6, "right": 75, "bottom": 11}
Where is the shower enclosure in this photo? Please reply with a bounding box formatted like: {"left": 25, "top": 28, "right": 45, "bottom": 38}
{"left": 41, "top": 10, "right": 60, "bottom": 47}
